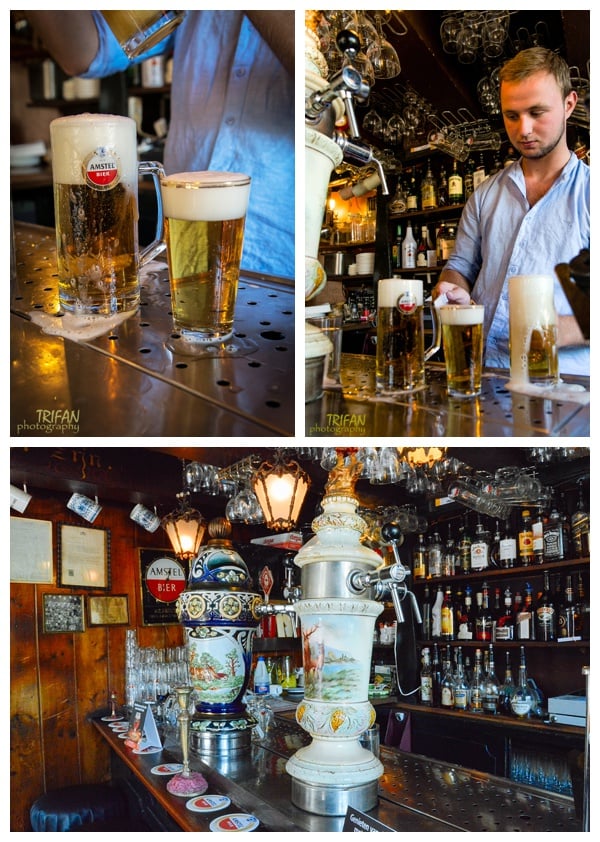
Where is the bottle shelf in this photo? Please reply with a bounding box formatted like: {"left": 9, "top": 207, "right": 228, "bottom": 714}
{"left": 413, "top": 555, "right": 589, "bottom": 587}
{"left": 389, "top": 203, "right": 464, "bottom": 221}
{"left": 418, "top": 639, "right": 589, "bottom": 649}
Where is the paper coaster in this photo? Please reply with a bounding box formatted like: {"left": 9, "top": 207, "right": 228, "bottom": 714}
{"left": 151, "top": 763, "right": 184, "bottom": 776}
{"left": 110, "top": 723, "right": 129, "bottom": 732}
{"left": 132, "top": 745, "right": 162, "bottom": 755}
{"left": 210, "top": 814, "right": 259, "bottom": 832}
{"left": 186, "top": 794, "right": 231, "bottom": 813}
{"left": 101, "top": 715, "right": 124, "bottom": 722}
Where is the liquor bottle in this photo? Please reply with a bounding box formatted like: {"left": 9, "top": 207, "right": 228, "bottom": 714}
{"left": 437, "top": 165, "right": 448, "bottom": 206}
{"left": 515, "top": 583, "right": 535, "bottom": 640}
{"left": 425, "top": 225, "right": 437, "bottom": 268}
{"left": 463, "top": 157, "right": 474, "bottom": 200}
{"left": 498, "top": 519, "right": 517, "bottom": 568}
{"left": 457, "top": 585, "right": 474, "bottom": 640}
{"left": 413, "top": 532, "right": 427, "bottom": 580}
{"left": 431, "top": 584, "right": 444, "bottom": 639}
{"left": 495, "top": 587, "right": 515, "bottom": 641}
{"left": 428, "top": 530, "right": 444, "bottom": 578}
{"left": 441, "top": 586, "right": 455, "bottom": 641}
{"left": 498, "top": 650, "right": 515, "bottom": 715}
{"left": 440, "top": 646, "right": 455, "bottom": 709}
{"left": 448, "top": 159, "right": 464, "bottom": 204}
{"left": 421, "top": 158, "right": 437, "bottom": 209}
{"left": 510, "top": 646, "right": 534, "bottom": 718}
{"left": 442, "top": 525, "right": 455, "bottom": 577}
{"left": 534, "top": 569, "right": 556, "bottom": 641}
{"left": 518, "top": 509, "right": 534, "bottom": 566}
{"left": 576, "top": 571, "right": 590, "bottom": 639}
{"left": 491, "top": 587, "right": 502, "bottom": 639}
{"left": 453, "top": 646, "right": 469, "bottom": 711}
{"left": 482, "top": 644, "right": 500, "bottom": 715}
{"left": 490, "top": 520, "right": 502, "bottom": 567}
{"left": 392, "top": 224, "right": 403, "bottom": 270}
{"left": 421, "top": 584, "right": 432, "bottom": 639}
{"left": 557, "top": 573, "right": 577, "bottom": 638}
{"left": 431, "top": 643, "right": 442, "bottom": 707}
{"left": 402, "top": 220, "right": 417, "bottom": 269}
{"left": 406, "top": 169, "right": 419, "bottom": 210}
{"left": 472, "top": 153, "right": 487, "bottom": 190}
{"left": 571, "top": 482, "right": 590, "bottom": 557}
{"left": 559, "top": 493, "right": 572, "bottom": 557}
{"left": 459, "top": 515, "right": 472, "bottom": 574}
{"left": 543, "top": 497, "right": 565, "bottom": 561}
{"left": 468, "top": 648, "right": 485, "bottom": 714}
{"left": 475, "top": 582, "right": 493, "bottom": 642}
{"left": 532, "top": 509, "right": 545, "bottom": 564}
{"left": 416, "top": 225, "right": 428, "bottom": 267}
{"left": 419, "top": 647, "right": 433, "bottom": 706}
{"left": 470, "top": 518, "right": 490, "bottom": 571}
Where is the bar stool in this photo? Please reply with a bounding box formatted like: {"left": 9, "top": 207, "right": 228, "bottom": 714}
{"left": 30, "top": 784, "right": 128, "bottom": 832}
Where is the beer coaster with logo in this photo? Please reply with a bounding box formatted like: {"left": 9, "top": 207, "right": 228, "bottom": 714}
{"left": 186, "top": 794, "right": 231, "bottom": 813}
{"left": 151, "top": 763, "right": 184, "bottom": 776}
{"left": 209, "top": 813, "right": 259, "bottom": 832}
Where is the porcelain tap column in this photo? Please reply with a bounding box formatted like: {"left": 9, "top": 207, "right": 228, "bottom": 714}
{"left": 286, "top": 449, "right": 384, "bottom": 816}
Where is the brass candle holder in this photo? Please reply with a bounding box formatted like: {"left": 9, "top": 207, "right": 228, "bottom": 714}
{"left": 166, "top": 686, "right": 208, "bottom": 797}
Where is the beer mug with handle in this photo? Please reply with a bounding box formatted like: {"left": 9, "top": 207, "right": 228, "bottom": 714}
{"left": 376, "top": 278, "right": 440, "bottom": 394}
{"left": 50, "top": 113, "right": 165, "bottom": 315}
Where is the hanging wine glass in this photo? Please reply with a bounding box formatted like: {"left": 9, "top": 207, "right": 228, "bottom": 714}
{"left": 386, "top": 114, "right": 406, "bottom": 145}
{"left": 370, "top": 13, "right": 401, "bottom": 79}
{"left": 362, "top": 108, "right": 383, "bottom": 137}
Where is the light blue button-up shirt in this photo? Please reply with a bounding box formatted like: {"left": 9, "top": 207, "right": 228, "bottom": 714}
{"left": 444, "top": 153, "right": 589, "bottom": 375}
{"left": 85, "top": 11, "right": 294, "bottom": 279}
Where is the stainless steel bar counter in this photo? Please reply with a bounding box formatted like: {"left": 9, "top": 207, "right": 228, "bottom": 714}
{"left": 11, "top": 223, "right": 295, "bottom": 437}
{"left": 93, "top": 710, "right": 581, "bottom": 832}
{"left": 306, "top": 354, "right": 590, "bottom": 437}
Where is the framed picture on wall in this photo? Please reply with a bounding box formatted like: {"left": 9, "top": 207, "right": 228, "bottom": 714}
{"left": 139, "top": 549, "right": 189, "bottom": 626}
{"left": 10, "top": 516, "right": 54, "bottom": 583}
{"left": 58, "top": 523, "right": 111, "bottom": 590}
{"left": 42, "top": 593, "right": 85, "bottom": 633}
{"left": 88, "top": 594, "right": 129, "bottom": 626}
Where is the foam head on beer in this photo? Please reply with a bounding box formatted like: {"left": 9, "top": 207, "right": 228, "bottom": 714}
{"left": 439, "top": 304, "right": 484, "bottom": 327}
{"left": 161, "top": 171, "right": 251, "bottom": 221}
{"left": 377, "top": 277, "right": 424, "bottom": 310}
{"left": 50, "top": 113, "right": 138, "bottom": 189}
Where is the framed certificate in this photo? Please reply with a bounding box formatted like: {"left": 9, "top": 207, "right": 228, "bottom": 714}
{"left": 10, "top": 516, "right": 54, "bottom": 583}
{"left": 58, "top": 523, "right": 111, "bottom": 590}
{"left": 88, "top": 594, "right": 129, "bottom": 626}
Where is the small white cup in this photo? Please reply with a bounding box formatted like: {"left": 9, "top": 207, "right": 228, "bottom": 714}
{"left": 67, "top": 493, "right": 101, "bottom": 523}
{"left": 130, "top": 503, "right": 161, "bottom": 533}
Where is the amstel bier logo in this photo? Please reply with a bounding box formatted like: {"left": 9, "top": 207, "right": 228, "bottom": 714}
{"left": 84, "top": 146, "right": 121, "bottom": 190}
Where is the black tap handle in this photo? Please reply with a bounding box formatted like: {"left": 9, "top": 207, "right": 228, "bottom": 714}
{"left": 336, "top": 29, "right": 361, "bottom": 58}
{"left": 381, "top": 521, "right": 403, "bottom": 545}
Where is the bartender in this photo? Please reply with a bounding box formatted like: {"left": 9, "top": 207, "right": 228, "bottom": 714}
{"left": 432, "top": 46, "right": 589, "bottom": 376}
{"left": 24, "top": 11, "right": 295, "bottom": 279}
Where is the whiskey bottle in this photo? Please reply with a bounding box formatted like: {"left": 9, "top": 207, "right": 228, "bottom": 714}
{"left": 470, "top": 517, "right": 490, "bottom": 571}
{"left": 419, "top": 647, "right": 433, "bottom": 706}
{"left": 437, "top": 165, "right": 448, "bottom": 206}
{"left": 421, "top": 158, "right": 438, "bottom": 209}
{"left": 518, "top": 509, "right": 534, "bottom": 566}
{"left": 534, "top": 569, "right": 556, "bottom": 641}
{"left": 571, "top": 482, "right": 590, "bottom": 557}
{"left": 543, "top": 497, "right": 565, "bottom": 561}
{"left": 532, "top": 508, "right": 545, "bottom": 564}
{"left": 441, "top": 586, "right": 455, "bottom": 641}
{"left": 515, "top": 583, "right": 535, "bottom": 641}
{"left": 442, "top": 525, "right": 455, "bottom": 577}
{"left": 428, "top": 531, "right": 444, "bottom": 578}
{"left": 459, "top": 515, "right": 472, "bottom": 574}
{"left": 498, "top": 519, "right": 517, "bottom": 568}
{"left": 557, "top": 573, "right": 577, "bottom": 638}
{"left": 495, "top": 587, "right": 515, "bottom": 641}
{"left": 413, "top": 532, "right": 427, "bottom": 580}
{"left": 448, "top": 159, "right": 464, "bottom": 204}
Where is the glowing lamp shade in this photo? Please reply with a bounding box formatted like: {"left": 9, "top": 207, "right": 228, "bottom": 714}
{"left": 162, "top": 503, "right": 206, "bottom": 560}
{"left": 252, "top": 456, "right": 310, "bottom": 532}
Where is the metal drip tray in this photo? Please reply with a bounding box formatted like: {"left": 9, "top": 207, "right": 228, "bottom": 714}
{"left": 11, "top": 223, "right": 295, "bottom": 436}
{"left": 378, "top": 748, "right": 580, "bottom": 832}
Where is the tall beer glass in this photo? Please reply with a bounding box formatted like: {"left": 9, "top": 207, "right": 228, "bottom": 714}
{"left": 508, "top": 275, "right": 559, "bottom": 386}
{"left": 376, "top": 278, "right": 440, "bottom": 394}
{"left": 50, "top": 113, "right": 165, "bottom": 315}
{"left": 101, "top": 11, "right": 185, "bottom": 59}
{"left": 161, "top": 171, "right": 251, "bottom": 354}
{"left": 440, "top": 304, "right": 484, "bottom": 397}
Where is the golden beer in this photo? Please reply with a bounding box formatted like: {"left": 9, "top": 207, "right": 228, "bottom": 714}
{"left": 101, "top": 11, "right": 185, "bottom": 58}
{"left": 508, "top": 275, "right": 559, "bottom": 386}
{"left": 161, "top": 172, "right": 251, "bottom": 343}
{"left": 51, "top": 114, "right": 144, "bottom": 314}
{"left": 440, "top": 305, "right": 484, "bottom": 397}
{"left": 376, "top": 278, "right": 439, "bottom": 393}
